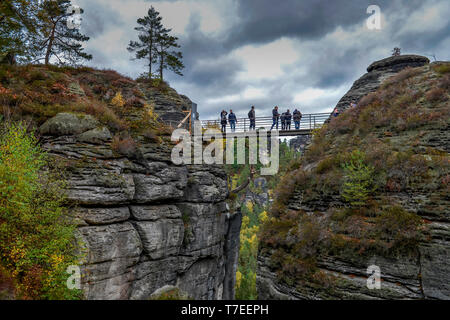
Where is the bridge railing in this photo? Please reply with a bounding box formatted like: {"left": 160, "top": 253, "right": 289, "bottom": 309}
{"left": 200, "top": 113, "right": 330, "bottom": 133}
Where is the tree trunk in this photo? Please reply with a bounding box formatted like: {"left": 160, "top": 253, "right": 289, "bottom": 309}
{"left": 45, "top": 24, "right": 56, "bottom": 65}
{"left": 148, "top": 29, "right": 153, "bottom": 78}
{"left": 160, "top": 51, "right": 164, "bottom": 81}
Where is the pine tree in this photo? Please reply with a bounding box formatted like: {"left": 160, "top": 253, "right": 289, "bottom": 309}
{"left": 341, "top": 150, "right": 375, "bottom": 207}
{"left": 156, "top": 31, "right": 184, "bottom": 81}
{"left": 33, "top": 0, "right": 92, "bottom": 65}
{"left": 0, "top": 0, "right": 38, "bottom": 63}
{"left": 128, "top": 6, "right": 164, "bottom": 79}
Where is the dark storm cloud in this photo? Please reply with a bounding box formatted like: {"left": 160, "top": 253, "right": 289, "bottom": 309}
{"left": 178, "top": 14, "right": 227, "bottom": 68}
{"left": 76, "top": 0, "right": 450, "bottom": 119}
{"left": 395, "top": 22, "right": 450, "bottom": 60}
{"left": 78, "top": 1, "right": 124, "bottom": 38}
{"left": 225, "top": 0, "right": 425, "bottom": 48}
{"left": 167, "top": 0, "right": 447, "bottom": 105}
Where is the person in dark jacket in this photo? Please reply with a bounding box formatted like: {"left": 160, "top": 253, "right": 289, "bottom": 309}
{"left": 228, "top": 110, "right": 237, "bottom": 132}
{"left": 293, "top": 109, "right": 302, "bottom": 130}
{"left": 332, "top": 107, "right": 340, "bottom": 118}
{"left": 280, "top": 112, "right": 286, "bottom": 131}
{"left": 220, "top": 110, "right": 228, "bottom": 132}
{"left": 285, "top": 109, "right": 292, "bottom": 131}
{"left": 248, "top": 106, "right": 256, "bottom": 130}
{"left": 270, "top": 106, "right": 280, "bottom": 130}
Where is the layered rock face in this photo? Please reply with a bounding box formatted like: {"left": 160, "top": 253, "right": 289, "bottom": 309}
{"left": 138, "top": 84, "right": 193, "bottom": 124}
{"left": 258, "top": 61, "right": 449, "bottom": 300}
{"left": 289, "top": 136, "right": 312, "bottom": 154}
{"left": 334, "top": 55, "right": 429, "bottom": 113}
{"left": 244, "top": 177, "right": 271, "bottom": 208}
{"left": 40, "top": 113, "right": 240, "bottom": 300}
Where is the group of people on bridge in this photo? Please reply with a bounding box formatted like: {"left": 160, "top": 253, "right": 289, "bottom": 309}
{"left": 219, "top": 106, "right": 303, "bottom": 133}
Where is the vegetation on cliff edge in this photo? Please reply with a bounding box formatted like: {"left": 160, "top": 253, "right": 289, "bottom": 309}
{"left": 0, "top": 123, "right": 81, "bottom": 299}
{"left": 260, "top": 63, "right": 449, "bottom": 290}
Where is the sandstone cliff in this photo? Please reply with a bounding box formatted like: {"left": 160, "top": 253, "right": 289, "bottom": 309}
{"left": 0, "top": 65, "right": 240, "bottom": 300}
{"left": 258, "top": 58, "right": 449, "bottom": 300}
{"left": 41, "top": 124, "right": 239, "bottom": 300}
{"left": 334, "top": 55, "right": 429, "bottom": 113}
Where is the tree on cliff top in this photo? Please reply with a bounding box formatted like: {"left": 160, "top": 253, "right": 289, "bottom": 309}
{"left": 0, "top": 0, "right": 38, "bottom": 63}
{"left": 128, "top": 6, "right": 164, "bottom": 79}
{"left": 392, "top": 47, "right": 401, "bottom": 56}
{"left": 31, "top": 0, "right": 92, "bottom": 65}
{"left": 128, "top": 6, "right": 184, "bottom": 80}
{"left": 156, "top": 30, "right": 184, "bottom": 81}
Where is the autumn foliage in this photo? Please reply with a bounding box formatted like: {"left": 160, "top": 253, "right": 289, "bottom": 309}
{"left": 0, "top": 123, "right": 81, "bottom": 299}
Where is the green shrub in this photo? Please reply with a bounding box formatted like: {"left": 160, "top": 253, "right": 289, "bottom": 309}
{"left": 150, "top": 287, "right": 190, "bottom": 300}
{"left": 341, "top": 150, "right": 375, "bottom": 207}
{"left": 374, "top": 206, "right": 422, "bottom": 245}
{"left": 432, "top": 63, "right": 450, "bottom": 74}
{"left": 0, "top": 123, "right": 81, "bottom": 300}
{"left": 235, "top": 202, "right": 267, "bottom": 300}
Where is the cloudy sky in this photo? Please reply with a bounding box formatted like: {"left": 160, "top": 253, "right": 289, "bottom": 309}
{"left": 74, "top": 0, "right": 450, "bottom": 119}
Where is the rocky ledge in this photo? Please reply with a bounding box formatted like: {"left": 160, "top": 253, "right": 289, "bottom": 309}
{"left": 40, "top": 112, "right": 241, "bottom": 300}
{"left": 334, "top": 55, "right": 430, "bottom": 113}
{"left": 258, "top": 61, "right": 449, "bottom": 300}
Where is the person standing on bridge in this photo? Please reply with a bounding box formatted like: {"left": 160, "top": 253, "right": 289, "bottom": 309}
{"left": 293, "top": 109, "right": 302, "bottom": 130}
{"left": 220, "top": 110, "right": 228, "bottom": 133}
{"left": 281, "top": 112, "right": 287, "bottom": 131}
{"left": 270, "top": 106, "right": 280, "bottom": 130}
{"left": 228, "top": 110, "right": 237, "bottom": 132}
{"left": 248, "top": 106, "right": 256, "bottom": 130}
{"left": 285, "top": 109, "right": 292, "bottom": 131}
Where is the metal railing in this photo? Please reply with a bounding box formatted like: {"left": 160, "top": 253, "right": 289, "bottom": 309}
{"left": 200, "top": 113, "right": 330, "bottom": 133}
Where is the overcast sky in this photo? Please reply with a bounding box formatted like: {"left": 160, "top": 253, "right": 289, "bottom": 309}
{"left": 74, "top": 0, "right": 450, "bottom": 119}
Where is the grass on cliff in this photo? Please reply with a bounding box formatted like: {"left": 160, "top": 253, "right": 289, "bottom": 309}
{"left": 0, "top": 64, "right": 169, "bottom": 144}
{"left": 260, "top": 63, "right": 450, "bottom": 289}
{"left": 0, "top": 122, "right": 81, "bottom": 300}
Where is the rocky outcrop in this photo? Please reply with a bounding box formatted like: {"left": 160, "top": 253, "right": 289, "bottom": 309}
{"left": 258, "top": 61, "right": 449, "bottom": 300}
{"left": 40, "top": 112, "right": 240, "bottom": 300}
{"left": 289, "top": 136, "right": 311, "bottom": 154}
{"left": 138, "top": 83, "right": 193, "bottom": 124}
{"left": 244, "top": 177, "right": 271, "bottom": 208}
{"left": 334, "top": 55, "right": 429, "bottom": 113}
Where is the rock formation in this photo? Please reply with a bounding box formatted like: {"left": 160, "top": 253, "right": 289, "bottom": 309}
{"left": 289, "top": 136, "right": 312, "bottom": 154}
{"left": 258, "top": 60, "right": 449, "bottom": 300}
{"left": 244, "top": 177, "right": 271, "bottom": 208}
{"left": 0, "top": 65, "right": 243, "bottom": 300}
{"left": 138, "top": 83, "right": 193, "bottom": 125}
{"left": 334, "top": 55, "right": 429, "bottom": 113}
{"left": 38, "top": 112, "right": 240, "bottom": 300}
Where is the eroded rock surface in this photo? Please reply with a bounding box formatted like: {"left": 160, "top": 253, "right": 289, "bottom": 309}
{"left": 40, "top": 113, "right": 240, "bottom": 300}
{"left": 334, "top": 55, "right": 430, "bottom": 113}
{"left": 258, "top": 60, "right": 449, "bottom": 300}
